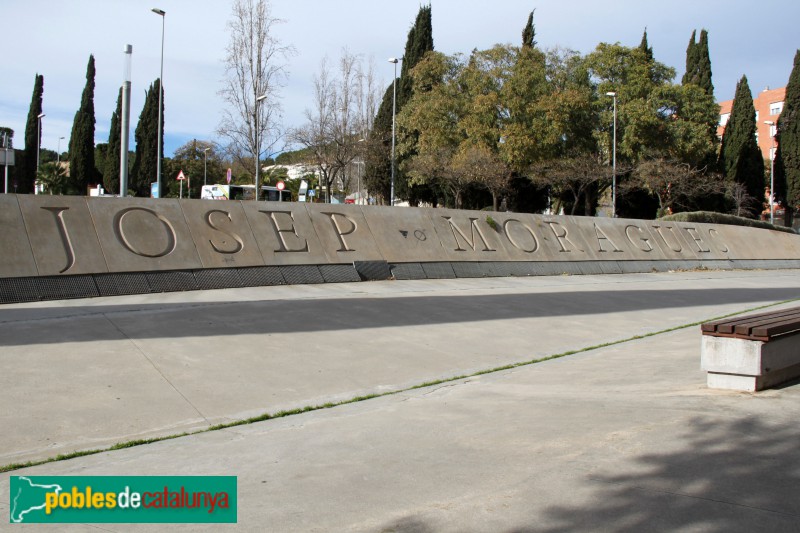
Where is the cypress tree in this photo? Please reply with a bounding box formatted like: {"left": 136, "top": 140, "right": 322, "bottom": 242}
{"left": 695, "top": 30, "right": 714, "bottom": 96}
{"left": 103, "top": 88, "right": 123, "bottom": 194}
{"left": 638, "top": 29, "right": 653, "bottom": 63}
{"left": 681, "top": 30, "right": 698, "bottom": 86}
{"left": 522, "top": 10, "right": 536, "bottom": 49}
{"left": 130, "top": 79, "right": 163, "bottom": 197}
{"left": 19, "top": 74, "right": 44, "bottom": 194}
{"left": 774, "top": 50, "right": 800, "bottom": 214}
{"left": 367, "top": 5, "right": 434, "bottom": 204}
{"left": 719, "top": 75, "right": 765, "bottom": 216}
{"left": 68, "top": 55, "right": 97, "bottom": 193}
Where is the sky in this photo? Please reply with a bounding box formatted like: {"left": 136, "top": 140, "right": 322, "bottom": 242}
{"left": 2, "top": 0, "right": 799, "bottom": 159}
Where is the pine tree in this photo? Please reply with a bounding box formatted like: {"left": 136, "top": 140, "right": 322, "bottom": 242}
{"left": 68, "top": 55, "right": 97, "bottom": 193}
{"left": 775, "top": 50, "right": 800, "bottom": 213}
{"left": 103, "top": 88, "right": 123, "bottom": 194}
{"left": 638, "top": 29, "right": 653, "bottom": 62}
{"left": 681, "top": 30, "right": 698, "bottom": 86}
{"left": 19, "top": 74, "right": 44, "bottom": 194}
{"left": 719, "top": 75, "right": 765, "bottom": 216}
{"left": 367, "top": 5, "right": 434, "bottom": 204}
{"left": 130, "top": 80, "right": 163, "bottom": 197}
{"left": 522, "top": 10, "right": 536, "bottom": 49}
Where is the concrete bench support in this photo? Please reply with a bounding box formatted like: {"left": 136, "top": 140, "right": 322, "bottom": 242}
{"left": 701, "top": 334, "right": 800, "bottom": 391}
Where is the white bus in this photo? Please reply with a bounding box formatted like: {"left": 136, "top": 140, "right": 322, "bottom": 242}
{"left": 200, "top": 184, "right": 292, "bottom": 202}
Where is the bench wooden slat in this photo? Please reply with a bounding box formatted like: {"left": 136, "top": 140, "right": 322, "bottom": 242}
{"left": 700, "top": 307, "right": 800, "bottom": 333}
{"left": 732, "top": 310, "right": 800, "bottom": 336}
{"left": 701, "top": 306, "right": 800, "bottom": 342}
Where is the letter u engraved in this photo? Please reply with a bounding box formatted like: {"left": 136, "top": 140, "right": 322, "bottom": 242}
{"left": 41, "top": 206, "right": 76, "bottom": 273}
{"left": 206, "top": 209, "right": 244, "bottom": 254}
{"left": 115, "top": 207, "right": 177, "bottom": 258}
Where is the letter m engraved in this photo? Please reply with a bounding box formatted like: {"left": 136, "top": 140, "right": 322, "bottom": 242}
{"left": 442, "top": 217, "right": 496, "bottom": 252}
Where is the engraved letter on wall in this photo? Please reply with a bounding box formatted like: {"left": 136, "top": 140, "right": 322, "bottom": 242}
{"left": 443, "top": 217, "right": 496, "bottom": 252}
{"left": 264, "top": 211, "right": 309, "bottom": 253}
{"left": 322, "top": 212, "right": 357, "bottom": 252}
{"left": 41, "top": 206, "right": 76, "bottom": 273}
{"left": 205, "top": 209, "right": 245, "bottom": 254}
{"left": 114, "top": 207, "right": 177, "bottom": 258}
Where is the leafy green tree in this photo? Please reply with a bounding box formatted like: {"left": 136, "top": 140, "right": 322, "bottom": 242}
{"left": 775, "top": 50, "right": 800, "bottom": 214}
{"left": 18, "top": 74, "right": 44, "bottom": 194}
{"left": 36, "top": 161, "right": 76, "bottom": 195}
{"left": 130, "top": 79, "right": 163, "bottom": 196}
{"left": 522, "top": 10, "right": 536, "bottom": 49}
{"left": 718, "top": 75, "right": 764, "bottom": 217}
{"left": 103, "top": 88, "right": 122, "bottom": 194}
{"left": 164, "top": 139, "right": 225, "bottom": 198}
{"left": 68, "top": 55, "right": 97, "bottom": 193}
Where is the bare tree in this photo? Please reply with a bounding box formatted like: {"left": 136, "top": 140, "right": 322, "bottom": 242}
{"left": 218, "top": 0, "right": 294, "bottom": 192}
{"left": 291, "top": 50, "right": 380, "bottom": 202}
{"left": 630, "top": 157, "right": 724, "bottom": 217}
{"left": 530, "top": 153, "right": 612, "bottom": 215}
{"left": 725, "top": 181, "right": 758, "bottom": 218}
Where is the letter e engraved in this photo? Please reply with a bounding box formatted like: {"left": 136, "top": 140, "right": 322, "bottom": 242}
{"left": 593, "top": 224, "right": 622, "bottom": 253}
{"left": 625, "top": 225, "right": 653, "bottom": 252}
{"left": 264, "top": 211, "right": 309, "bottom": 253}
{"left": 503, "top": 219, "right": 538, "bottom": 253}
{"left": 684, "top": 227, "right": 710, "bottom": 253}
{"left": 322, "top": 212, "right": 357, "bottom": 252}
{"left": 651, "top": 224, "right": 682, "bottom": 253}
{"left": 443, "top": 217, "right": 496, "bottom": 252}
{"left": 40, "top": 206, "right": 76, "bottom": 273}
{"left": 546, "top": 221, "right": 582, "bottom": 253}
{"left": 115, "top": 207, "right": 177, "bottom": 258}
{"left": 205, "top": 209, "right": 244, "bottom": 254}
{"left": 708, "top": 229, "right": 729, "bottom": 253}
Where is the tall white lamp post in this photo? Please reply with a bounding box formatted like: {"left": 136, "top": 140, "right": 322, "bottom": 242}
{"left": 606, "top": 91, "right": 617, "bottom": 217}
{"left": 254, "top": 94, "right": 267, "bottom": 201}
{"left": 388, "top": 57, "right": 401, "bottom": 206}
{"left": 203, "top": 147, "right": 210, "bottom": 186}
{"left": 152, "top": 8, "right": 165, "bottom": 198}
{"left": 765, "top": 120, "right": 776, "bottom": 224}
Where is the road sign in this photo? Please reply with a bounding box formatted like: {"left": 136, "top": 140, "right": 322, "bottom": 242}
{"left": 276, "top": 181, "right": 285, "bottom": 190}
{"left": 226, "top": 168, "right": 232, "bottom": 184}
{"left": 308, "top": 189, "right": 315, "bottom": 197}
{"left": 177, "top": 170, "right": 186, "bottom": 180}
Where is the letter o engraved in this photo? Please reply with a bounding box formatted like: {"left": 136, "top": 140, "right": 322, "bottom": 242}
{"left": 206, "top": 209, "right": 244, "bottom": 254}
{"left": 414, "top": 229, "right": 427, "bottom": 241}
{"left": 503, "top": 219, "right": 538, "bottom": 253}
{"left": 625, "top": 225, "right": 653, "bottom": 252}
{"left": 115, "top": 207, "right": 177, "bottom": 258}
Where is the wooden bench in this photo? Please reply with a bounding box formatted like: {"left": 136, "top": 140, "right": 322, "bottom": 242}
{"left": 701, "top": 307, "right": 800, "bottom": 391}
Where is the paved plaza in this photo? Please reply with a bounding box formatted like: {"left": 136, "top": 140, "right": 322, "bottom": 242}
{"left": 2, "top": 270, "right": 800, "bottom": 531}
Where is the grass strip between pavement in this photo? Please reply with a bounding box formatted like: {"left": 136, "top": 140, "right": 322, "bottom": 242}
{"left": 2, "top": 298, "right": 798, "bottom": 474}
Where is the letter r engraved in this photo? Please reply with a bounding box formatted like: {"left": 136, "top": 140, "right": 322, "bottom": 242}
{"left": 546, "top": 221, "right": 582, "bottom": 253}
{"left": 503, "top": 219, "right": 538, "bottom": 253}
{"left": 322, "top": 212, "right": 357, "bottom": 252}
{"left": 625, "top": 225, "right": 653, "bottom": 252}
{"left": 115, "top": 207, "right": 177, "bottom": 258}
{"left": 684, "top": 227, "right": 710, "bottom": 253}
{"left": 41, "top": 206, "right": 76, "bottom": 273}
{"left": 263, "top": 211, "right": 309, "bottom": 253}
{"left": 205, "top": 209, "right": 244, "bottom": 254}
{"left": 443, "top": 217, "right": 496, "bottom": 252}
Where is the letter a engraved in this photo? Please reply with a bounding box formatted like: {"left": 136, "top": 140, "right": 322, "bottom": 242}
{"left": 115, "top": 207, "right": 177, "bottom": 258}
{"left": 40, "top": 206, "right": 76, "bottom": 273}
{"left": 322, "top": 212, "right": 357, "bottom": 252}
{"left": 593, "top": 224, "right": 622, "bottom": 252}
{"left": 546, "top": 221, "right": 582, "bottom": 253}
{"left": 205, "top": 210, "right": 244, "bottom": 254}
{"left": 264, "top": 211, "right": 309, "bottom": 253}
{"left": 443, "top": 217, "right": 496, "bottom": 252}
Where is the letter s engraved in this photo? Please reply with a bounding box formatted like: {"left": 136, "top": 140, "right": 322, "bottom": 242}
{"left": 205, "top": 209, "right": 244, "bottom": 254}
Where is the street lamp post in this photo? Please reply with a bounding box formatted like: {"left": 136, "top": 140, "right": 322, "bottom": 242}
{"left": 388, "top": 57, "right": 400, "bottom": 206}
{"left": 606, "top": 92, "right": 617, "bottom": 217}
{"left": 203, "top": 147, "right": 210, "bottom": 186}
{"left": 57, "top": 136, "right": 65, "bottom": 164}
{"left": 152, "top": 8, "right": 165, "bottom": 198}
{"left": 36, "top": 113, "right": 45, "bottom": 194}
{"left": 765, "top": 120, "right": 776, "bottom": 224}
{"left": 254, "top": 93, "right": 267, "bottom": 201}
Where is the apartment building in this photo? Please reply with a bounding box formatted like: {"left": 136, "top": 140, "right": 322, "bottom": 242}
{"left": 717, "top": 86, "right": 785, "bottom": 162}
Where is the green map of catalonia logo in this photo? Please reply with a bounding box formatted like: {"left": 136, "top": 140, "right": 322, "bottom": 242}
{"left": 10, "top": 476, "right": 63, "bottom": 523}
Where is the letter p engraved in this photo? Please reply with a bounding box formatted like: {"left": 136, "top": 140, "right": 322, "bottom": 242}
{"left": 322, "top": 212, "right": 358, "bottom": 252}
{"left": 41, "top": 206, "right": 76, "bottom": 273}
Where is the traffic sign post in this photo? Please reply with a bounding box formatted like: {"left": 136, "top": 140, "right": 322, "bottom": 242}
{"left": 276, "top": 180, "right": 285, "bottom": 202}
{"left": 226, "top": 168, "right": 232, "bottom": 184}
{"left": 177, "top": 170, "right": 186, "bottom": 199}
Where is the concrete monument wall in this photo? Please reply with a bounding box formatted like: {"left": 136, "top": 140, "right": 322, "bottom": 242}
{"left": 1, "top": 194, "right": 799, "bottom": 302}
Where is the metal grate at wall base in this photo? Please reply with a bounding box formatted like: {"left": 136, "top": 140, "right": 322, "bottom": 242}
{"left": 421, "top": 262, "right": 456, "bottom": 279}
{"left": 0, "top": 277, "right": 41, "bottom": 303}
{"left": 353, "top": 260, "right": 392, "bottom": 281}
{"left": 320, "top": 264, "right": 362, "bottom": 283}
{"left": 36, "top": 275, "right": 99, "bottom": 301}
{"left": 280, "top": 265, "right": 325, "bottom": 285}
{"left": 146, "top": 271, "right": 198, "bottom": 293}
{"left": 238, "top": 266, "right": 285, "bottom": 287}
{"left": 391, "top": 263, "right": 427, "bottom": 280}
{"left": 94, "top": 272, "right": 152, "bottom": 296}
{"left": 194, "top": 268, "right": 244, "bottom": 290}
